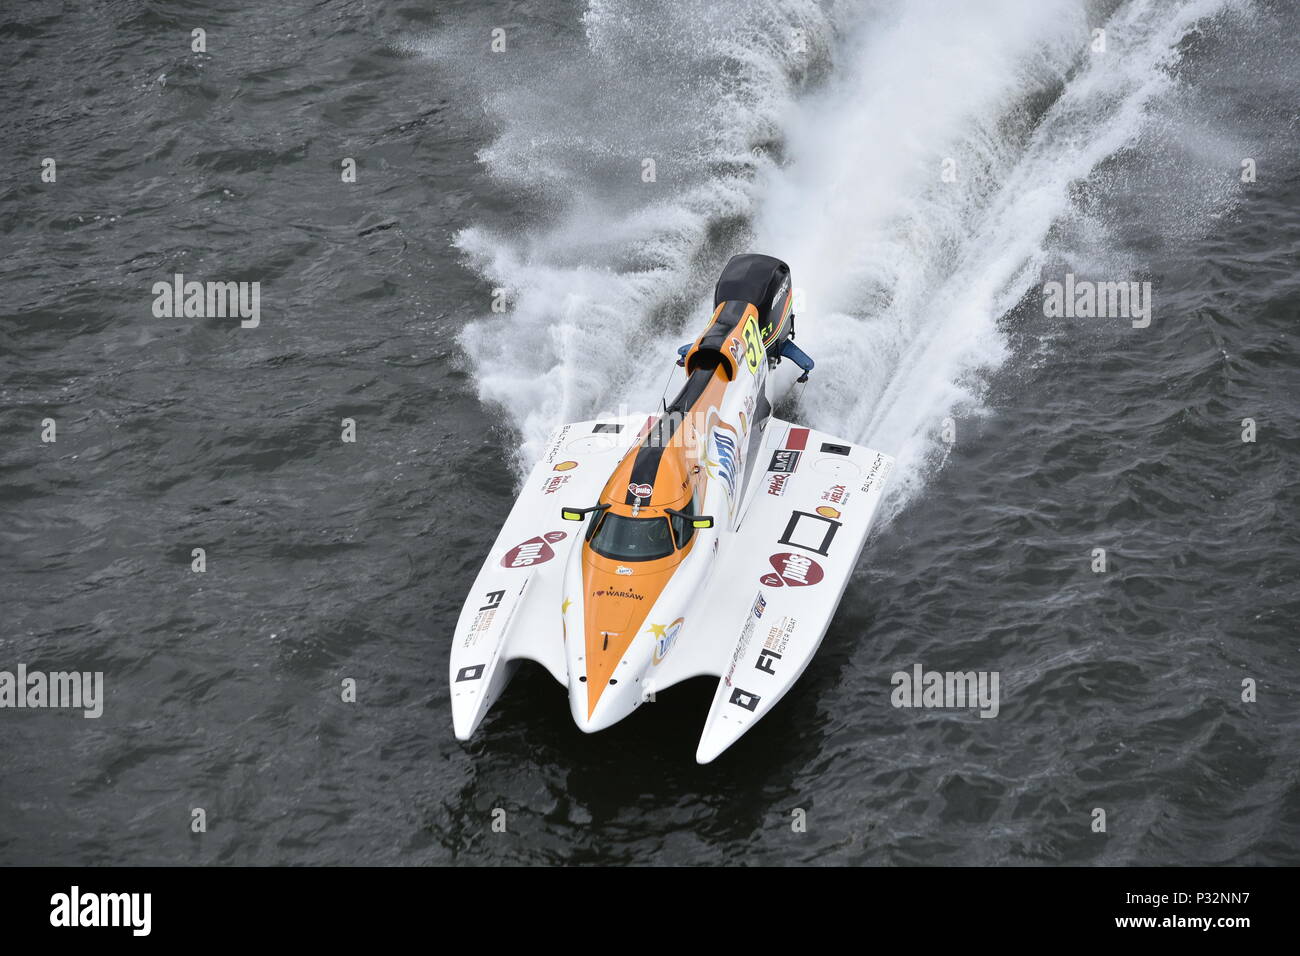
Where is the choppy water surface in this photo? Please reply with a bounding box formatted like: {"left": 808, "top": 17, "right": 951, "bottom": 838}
{"left": 1, "top": 0, "right": 1297, "bottom": 864}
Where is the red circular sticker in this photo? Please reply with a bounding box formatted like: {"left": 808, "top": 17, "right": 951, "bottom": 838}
{"left": 759, "top": 552, "right": 824, "bottom": 587}
{"left": 501, "top": 532, "right": 567, "bottom": 569}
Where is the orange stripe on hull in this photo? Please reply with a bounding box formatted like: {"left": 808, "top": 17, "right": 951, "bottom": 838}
{"left": 579, "top": 311, "right": 752, "bottom": 716}
{"left": 582, "top": 561, "right": 674, "bottom": 717}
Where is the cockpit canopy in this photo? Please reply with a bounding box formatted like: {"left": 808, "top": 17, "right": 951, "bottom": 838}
{"left": 586, "top": 499, "right": 697, "bottom": 562}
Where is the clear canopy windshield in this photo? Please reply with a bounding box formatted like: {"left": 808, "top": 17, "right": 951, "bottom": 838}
{"left": 588, "top": 512, "right": 675, "bottom": 562}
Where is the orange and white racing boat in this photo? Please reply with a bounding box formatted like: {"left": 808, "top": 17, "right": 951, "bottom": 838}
{"left": 449, "top": 254, "right": 894, "bottom": 762}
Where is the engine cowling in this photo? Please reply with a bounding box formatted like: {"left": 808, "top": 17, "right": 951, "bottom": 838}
{"left": 713, "top": 253, "right": 794, "bottom": 364}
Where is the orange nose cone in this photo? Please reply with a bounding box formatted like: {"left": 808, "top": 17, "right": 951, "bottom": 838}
{"left": 582, "top": 594, "right": 639, "bottom": 718}
{"left": 585, "top": 637, "right": 623, "bottom": 718}
{"left": 581, "top": 567, "right": 674, "bottom": 718}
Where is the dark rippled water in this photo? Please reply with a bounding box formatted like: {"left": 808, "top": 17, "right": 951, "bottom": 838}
{"left": 1, "top": 0, "right": 1297, "bottom": 865}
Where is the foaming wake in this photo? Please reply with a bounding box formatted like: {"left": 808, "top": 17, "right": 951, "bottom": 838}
{"left": 420, "top": 0, "right": 1249, "bottom": 522}
{"left": 444, "top": 0, "right": 836, "bottom": 460}
{"left": 757, "top": 0, "right": 1250, "bottom": 521}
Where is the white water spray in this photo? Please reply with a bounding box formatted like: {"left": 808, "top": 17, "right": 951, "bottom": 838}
{"left": 425, "top": 0, "right": 1247, "bottom": 522}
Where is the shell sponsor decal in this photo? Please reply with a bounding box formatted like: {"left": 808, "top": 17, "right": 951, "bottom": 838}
{"left": 500, "top": 531, "right": 567, "bottom": 568}
{"left": 815, "top": 505, "right": 840, "bottom": 519}
{"left": 648, "top": 617, "right": 685, "bottom": 664}
{"left": 542, "top": 474, "right": 571, "bottom": 495}
{"left": 759, "top": 552, "right": 825, "bottom": 588}
{"left": 553, "top": 460, "right": 579, "bottom": 472}
{"left": 820, "top": 484, "right": 850, "bottom": 508}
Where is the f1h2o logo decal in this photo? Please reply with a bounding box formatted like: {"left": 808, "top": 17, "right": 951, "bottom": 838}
{"left": 740, "top": 316, "right": 762, "bottom": 373}
{"left": 756, "top": 648, "right": 782, "bottom": 675}
{"left": 479, "top": 590, "right": 505, "bottom": 611}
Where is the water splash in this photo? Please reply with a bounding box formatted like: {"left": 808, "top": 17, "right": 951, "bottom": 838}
{"left": 427, "top": 0, "right": 1247, "bottom": 522}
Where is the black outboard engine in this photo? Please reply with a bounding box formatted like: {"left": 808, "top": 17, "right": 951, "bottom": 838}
{"left": 713, "top": 253, "right": 795, "bottom": 365}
